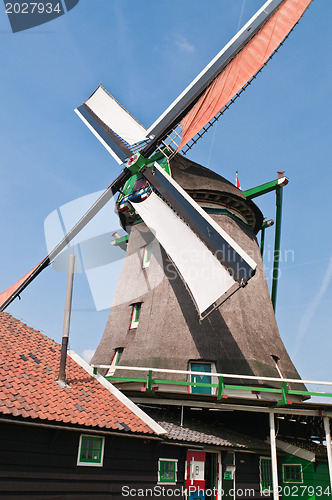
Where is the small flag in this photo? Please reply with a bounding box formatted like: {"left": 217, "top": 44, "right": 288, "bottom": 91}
{"left": 235, "top": 171, "right": 241, "bottom": 190}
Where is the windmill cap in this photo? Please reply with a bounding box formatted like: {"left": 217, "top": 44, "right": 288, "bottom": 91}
{"left": 169, "top": 154, "right": 263, "bottom": 233}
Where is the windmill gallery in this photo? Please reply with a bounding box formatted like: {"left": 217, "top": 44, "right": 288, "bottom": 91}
{"left": 1, "top": 0, "right": 332, "bottom": 499}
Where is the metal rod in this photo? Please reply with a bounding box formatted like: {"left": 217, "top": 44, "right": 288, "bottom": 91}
{"left": 57, "top": 254, "right": 75, "bottom": 383}
{"left": 271, "top": 185, "right": 283, "bottom": 311}
{"left": 269, "top": 412, "right": 279, "bottom": 500}
{"left": 323, "top": 417, "right": 332, "bottom": 493}
{"left": 180, "top": 406, "right": 184, "bottom": 427}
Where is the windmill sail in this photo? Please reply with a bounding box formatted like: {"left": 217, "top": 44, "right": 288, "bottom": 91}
{"left": 143, "top": 0, "right": 312, "bottom": 156}
{"left": 0, "top": 262, "right": 46, "bottom": 312}
{"left": 132, "top": 192, "right": 236, "bottom": 314}
{"left": 75, "top": 85, "right": 149, "bottom": 164}
{"left": 178, "top": 0, "right": 312, "bottom": 150}
{"left": 0, "top": 168, "right": 132, "bottom": 312}
{"left": 134, "top": 162, "right": 257, "bottom": 314}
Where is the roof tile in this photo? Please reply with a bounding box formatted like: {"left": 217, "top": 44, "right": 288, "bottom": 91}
{"left": 0, "top": 313, "right": 154, "bottom": 435}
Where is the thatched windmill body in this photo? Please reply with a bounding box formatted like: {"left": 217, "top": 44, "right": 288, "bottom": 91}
{"left": 92, "top": 153, "right": 301, "bottom": 399}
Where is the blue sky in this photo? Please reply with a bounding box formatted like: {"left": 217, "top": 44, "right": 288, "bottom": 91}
{"left": 1, "top": 0, "right": 331, "bottom": 384}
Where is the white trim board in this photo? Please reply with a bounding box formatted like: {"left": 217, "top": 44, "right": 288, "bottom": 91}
{"left": 271, "top": 438, "right": 315, "bottom": 462}
{"left": 68, "top": 350, "right": 166, "bottom": 436}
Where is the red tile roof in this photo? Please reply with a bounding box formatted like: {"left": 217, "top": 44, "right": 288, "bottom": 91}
{"left": 0, "top": 313, "right": 155, "bottom": 434}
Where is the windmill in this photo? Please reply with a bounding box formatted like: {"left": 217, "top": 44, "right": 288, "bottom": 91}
{"left": 0, "top": 0, "right": 313, "bottom": 397}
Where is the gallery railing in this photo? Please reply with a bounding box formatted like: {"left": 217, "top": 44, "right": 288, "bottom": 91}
{"left": 91, "top": 365, "right": 332, "bottom": 406}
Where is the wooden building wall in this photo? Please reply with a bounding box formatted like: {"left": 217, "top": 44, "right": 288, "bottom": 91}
{"left": 0, "top": 421, "right": 185, "bottom": 499}
{"left": 280, "top": 454, "right": 330, "bottom": 500}
{"left": 235, "top": 452, "right": 271, "bottom": 499}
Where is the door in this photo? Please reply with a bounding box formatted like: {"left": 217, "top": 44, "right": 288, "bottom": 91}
{"left": 185, "top": 450, "right": 222, "bottom": 500}
{"left": 205, "top": 452, "right": 219, "bottom": 499}
{"left": 185, "top": 450, "right": 206, "bottom": 500}
{"left": 190, "top": 362, "right": 212, "bottom": 394}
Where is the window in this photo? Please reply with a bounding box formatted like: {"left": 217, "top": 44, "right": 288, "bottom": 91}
{"left": 77, "top": 435, "right": 104, "bottom": 467}
{"left": 260, "top": 457, "right": 273, "bottom": 491}
{"left": 111, "top": 348, "right": 123, "bottom": 366}
{"left": 105, "top": 348, "right": 124, "bottom": 376}
{"left": 130, "top": 303, "right": 142, "bottom": 329}
{"left": 283, "top": 464, "right": 303, "bottom": 483}
{"left": 158, "top": 459, "right": 178, "bottom": 484}
{"left": 271, "top": 355, "right": 284, "bottom": 378}
{"left": 142, "top": 245, "right": 152, "bottom": 269}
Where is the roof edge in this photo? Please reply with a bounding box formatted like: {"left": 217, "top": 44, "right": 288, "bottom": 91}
{"left": 68, "top": 350, "right": 167, "bottom": 436}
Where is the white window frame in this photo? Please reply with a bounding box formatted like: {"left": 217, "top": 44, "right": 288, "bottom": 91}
{"left": 130, "top": 303, "right": 142, "bottom": 329}
{"left": 77, "top": 434, "right": 105, "bottom": 467}
{"left": 282, "top": 463, "right": 303, "bottom": 484}
{"left": 157, "top": 458, "right": 178, "bottom": 485}
{"left": 105, "top": 348, "right": 124, "bottom": 376}
{"left": 272, "top": 355, "right": 284, "bottom": 379}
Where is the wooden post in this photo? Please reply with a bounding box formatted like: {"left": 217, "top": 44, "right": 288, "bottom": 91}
{"left": 57, "top": 254, "right": 75, "bottom": 384}
{"left": 323, "top": 416, "right": 332, "bottom": 493}
{"left": 269, "top": 412, "right": 279, "bottom": 500}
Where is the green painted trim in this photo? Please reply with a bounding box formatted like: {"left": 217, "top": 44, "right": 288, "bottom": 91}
{"left": 262, "top": 220, "right": 274, "bottom": 229}
{"left": 126, "top": 153, "right": 147, "bottom": 174}
{"left": 205, "top": 208, "right": 252, "bottom": 232}
{"left": 146, "top": 370, "right": 153, "bottom": 392}
{"left": 288, "top": 390, "right": 332, "bottom": 398}
{"left": 104, "top": 374, "right": 332, "bottom": 401}
{"left": 153, "top": 156, "right": 171, "bottom": 176}
{"left": 112, "top": 235, "right": 129, "bottom": 246}
{"left": 271, "top": 186, "right": 283, "bottom": 312}
{"left": 133, "top": 303, "right": 141, "bottom": 323}
{"left": 217, "top": 376, "right": 226, "bottom": 400}
{"left": 119, "top": 173, "right": 140, "bottom": 200}
{"left": 105, "top": 376, "right": 147, "bottom": 383}
{"left": 119, "top": 154, "right": 170, "bottom": 206}
{"left": 260, "top": 225, "right": 266, "bottom": 258}
{"left": 276, "top": 381, "right": 289, "bottom": 407}
{"left": 79, "top": 435, "right": 103, "bottom": 464}
{"left": 244, "top": 179, "right": 281, "bottom": 199}
{"left": 159, "top": 460, "right": 177, "bottom": 483}
{"left": 148, "top": 150, "right": 167, "bottom": 163}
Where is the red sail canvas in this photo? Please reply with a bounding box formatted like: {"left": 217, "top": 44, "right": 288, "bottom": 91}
{"left": 0, "top": 264, "right": 40, "bottom": 310}
{"left": 178, "top": 0, "right": 312, "bottom": 151}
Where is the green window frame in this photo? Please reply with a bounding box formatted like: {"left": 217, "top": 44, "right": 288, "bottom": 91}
{"left": 283, "top": 464, "right": 303, "bottom": 483}
{"left": 130, "top": 303, "right": 142, "bottom": 329}
{"left": 158, "top": 459, "right": 178, "bottom": 484}
{"left": 142, "top": 245, "right": 152, "bottom": 269}
{"left": 112, "top": 348, "right": 123, "bottom": 367}
{"left": 260, "top": 457, "right": 273, "bottom": 491}
{"left": 77, "top": 435, "right": 104, "bottom": 467}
